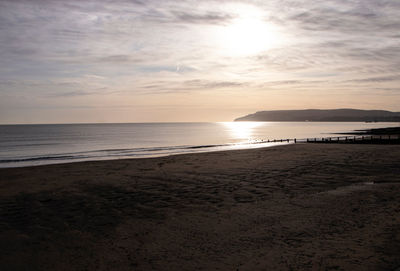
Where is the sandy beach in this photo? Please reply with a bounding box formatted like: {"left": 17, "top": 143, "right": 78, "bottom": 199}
{"left": 1, "top": 143, "right": 400, "bottom": 270}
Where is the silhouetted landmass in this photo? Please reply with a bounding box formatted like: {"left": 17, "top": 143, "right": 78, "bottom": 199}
{"left": 235, "top": 109, "right": 400, "bottom": 122}
{"left": 346, "top": 126, "right": 400, "bottom": 135}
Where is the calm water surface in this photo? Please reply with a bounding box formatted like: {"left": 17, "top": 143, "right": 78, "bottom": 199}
{"left": 0, "top": 122, "right": 398, "bottom": 168}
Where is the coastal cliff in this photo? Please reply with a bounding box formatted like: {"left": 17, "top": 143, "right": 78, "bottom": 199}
{"left": 235, "top": 109, "right": 400, "bottom": 122}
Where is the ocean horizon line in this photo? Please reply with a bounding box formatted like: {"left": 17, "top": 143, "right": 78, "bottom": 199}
{"left": 1, "top": 120, "right": 400, "bottom": 126}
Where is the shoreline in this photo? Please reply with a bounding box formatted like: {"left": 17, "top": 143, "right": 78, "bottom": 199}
{"left": 1, "top": 143, "right": 400, "bottom": 270}
{"left": 0, "top": 141, "right": 291, "bottom": 169}
{"left": 2, "top": 122, "right": 399, "bottom": 169}
{"left": 349, "top": 126, "right": 400, "bottom": 135}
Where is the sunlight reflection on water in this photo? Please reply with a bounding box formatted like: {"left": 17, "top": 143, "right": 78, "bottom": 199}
{"left": 220, "top": 122, "right": 265, "bottom": 142}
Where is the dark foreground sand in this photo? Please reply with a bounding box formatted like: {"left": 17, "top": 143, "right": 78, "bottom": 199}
{"left": 1, "top": 144, "right": 400, "bottom": 270}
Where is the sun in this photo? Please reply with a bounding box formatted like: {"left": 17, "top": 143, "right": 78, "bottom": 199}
{"left": 217, "top": 5, "right": 282, "bottom": 56}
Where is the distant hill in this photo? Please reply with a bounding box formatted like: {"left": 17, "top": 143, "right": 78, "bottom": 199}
{"left": 234, "top": 109, "right": 400, "bottom": 122}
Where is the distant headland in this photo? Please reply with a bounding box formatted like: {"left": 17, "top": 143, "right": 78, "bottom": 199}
{"left": 234, "top": 109, "right": 400, "bottom": 122}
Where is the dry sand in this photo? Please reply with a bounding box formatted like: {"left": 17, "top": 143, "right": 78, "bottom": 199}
{"left": 1, "top": 143, "right": 400, "bottom": 270}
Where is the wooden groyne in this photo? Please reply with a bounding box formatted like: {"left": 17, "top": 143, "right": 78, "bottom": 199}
{"left": 264, "top": 134, "right": 400, "bottom": 144}
{"left": 303, "top": 135, "right": 400, "bottom": 144}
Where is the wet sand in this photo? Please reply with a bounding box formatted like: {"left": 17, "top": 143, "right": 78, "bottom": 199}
{"left": 1, "top": 144, "right": 400, "bottom": 270}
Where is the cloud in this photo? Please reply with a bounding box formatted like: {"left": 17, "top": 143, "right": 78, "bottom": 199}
{"left": 47, "top": 90, "right": 99, "bottom": 97}
{"left": 131, "top": 79, "right": 247, "bottom": 95}
{"left": 278, "top": 0, "right": 400, "bottom": 34}
{"left": 171, "top": 11, "right": 234, "bottom": 25}
{"left": 97, "top": 55, "right": 142, "bottom": 63}
{"left": 1, "top": 0, "right": 400, "bottom": 122}
{"left": 184, "top": 79, "right": 245, "bottom": 89}
{"left": 346, "top": 75, "right": 400, "bottom": 83}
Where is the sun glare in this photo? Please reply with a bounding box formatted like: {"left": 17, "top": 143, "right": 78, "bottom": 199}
{"left": 218, "top": 5, "right": 282, "bottom": 56}
{"left": 222, "top": 122, "right": 263, "bottom": 142}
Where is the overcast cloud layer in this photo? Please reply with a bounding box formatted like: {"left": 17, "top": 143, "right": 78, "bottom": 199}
{"left": 0, "top": 0, "right": 399, "bottom": 123}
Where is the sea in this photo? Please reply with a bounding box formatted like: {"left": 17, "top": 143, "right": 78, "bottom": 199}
{"left": 0, "top": 122, "right": 398, "bottom": 168}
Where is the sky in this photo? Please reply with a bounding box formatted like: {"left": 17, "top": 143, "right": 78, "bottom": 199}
{"left": 0, "top": 0, "right": 399, "bottom": 123}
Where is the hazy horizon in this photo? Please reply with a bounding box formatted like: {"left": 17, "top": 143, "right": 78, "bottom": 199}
{"left": 1, "top": 108, "right": 400, "bottom": 125}
{"left": 1, "top": 0, "right": 400, "bottom": 124}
